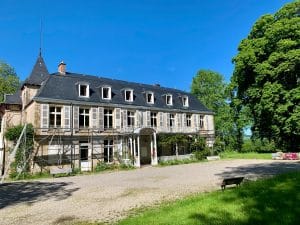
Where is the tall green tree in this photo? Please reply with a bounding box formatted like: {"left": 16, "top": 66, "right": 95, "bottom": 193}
{"left": 191, "top": 70, "right": 238, "bottom": 149}
{"left": 0, "top": 61, "right": 20, "bottom": 102}
{"left": 231, "top": 1, "right": 300, "bottom": 150}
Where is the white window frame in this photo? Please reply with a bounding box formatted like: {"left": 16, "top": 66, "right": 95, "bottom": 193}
{"left": 166, "top": 94, "right": 173, "bottom": 106}
{"left": 182, "top": 96, "right": 189, "bottom": 107}
{"left": 49, "top": 106, "right": 62, "bottom": 128}
{"left": 104, "top": 139, "right": 114, "bottom": 163}
{"left": 124, "top": 89, "right": 133, "bottom": 102}
{"left": 79, "top": 108, "right": 90, "bottom": 128}
{"left": 79, "top": 84, "right": 90, "bottom": 98}
{"left": 186, "top": 114, "right": 192, "bottom": 127}
{"left": 102, "top": 86, "right": 111, "bottom": 100}
{"left": 146, "top": 92, "right": 154, "bottom": 104}
{"left": 200, "top": 115, "right": 204, "bottom": 128}
{"left": 150, "top": 112, "right": 157, "bottom": 127}
{"left": 104, "top": 108, "right": 113, "bottom": 129}
{"left": 170, "top": 113, "right": 175, "bottom": 127}
{"left": 127, "top": 111, "right": 135, "bottom": 127}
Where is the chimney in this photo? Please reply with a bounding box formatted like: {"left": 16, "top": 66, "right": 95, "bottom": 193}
{"left": 58, "top": 61, "right": 66, "bottom": 75}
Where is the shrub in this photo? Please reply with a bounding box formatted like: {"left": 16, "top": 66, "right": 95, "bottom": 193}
{"left": 241, "top": 139, "right": 277, "bottom": 153}
{"left": 193, "top": 147, "right": 211, "bottom": 160}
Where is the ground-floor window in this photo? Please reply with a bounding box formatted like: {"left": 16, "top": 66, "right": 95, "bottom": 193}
{"left": 80, "top": 143, "right": 89, "bottom": 161}
{"left": 104, "top": 140, "right": 114, "bottom": 163}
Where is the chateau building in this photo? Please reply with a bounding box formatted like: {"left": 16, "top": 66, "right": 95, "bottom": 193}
{"left": 0, "top": 55, "right": 214, "bottom": 173}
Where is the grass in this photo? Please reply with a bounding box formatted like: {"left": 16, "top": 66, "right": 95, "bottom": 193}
{"left": 115, "top": 172, "right": 300, "bottom": 225}
{"left": 158, "top": 158, "right": 206, "bottom": 166}
{"left": 219, "top": 151, "right": 271, "bottom": 160}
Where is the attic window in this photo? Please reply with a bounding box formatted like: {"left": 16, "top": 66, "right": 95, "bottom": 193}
{"left": 146, "top": 92, "right": 154, "bottom": 104}
{"left": 79, "top": 84, "right": 89, "bottom": 98}
{"left": 102, "top": 86, "right": 111, "bottom": 100}
{"left": 125, "top": 89, "right": 133, "bottom": 102}
{"left": 166, "top": 94, "right": 173, "bottom": 106}
{"left": 182, "top": 96, "right": 189, "bottom": 107}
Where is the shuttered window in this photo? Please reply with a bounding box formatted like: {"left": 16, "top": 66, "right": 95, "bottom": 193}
{"left": 73, "top": 106, "right": 79, "bottom": 131}
{"left": 41, "top": 104, "right": 49, "bottom": 131}
{"left": 98, "top": 107, "right": 104, "bottom": 131}
{"left": 64, "top": 105, "right": 71, "bottom": 131}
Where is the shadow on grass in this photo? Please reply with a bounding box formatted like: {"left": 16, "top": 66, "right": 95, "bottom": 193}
{"left": 191, "top": 172, "right": 300, "bottom": 225}
{"left": 0, "top": 181, "right": 79, "bottom": 209}
{"left": 216, "top": 161, "right": 300, "bottom": 180}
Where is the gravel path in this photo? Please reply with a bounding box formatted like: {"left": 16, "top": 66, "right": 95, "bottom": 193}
{"left": 1, "top": 159, "right": 300, "bottom": 225}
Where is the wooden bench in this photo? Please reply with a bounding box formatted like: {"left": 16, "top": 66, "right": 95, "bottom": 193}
{"left": 50, "top": 167, "right": 72, "bottom": 177}
{"left": 221, "top": 177, "right": 244, "bottom": 190}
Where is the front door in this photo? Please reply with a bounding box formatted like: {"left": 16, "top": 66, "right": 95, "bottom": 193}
{"left": 140, "top": 135, "right": 151, "bottom": 165}
{"left": 80, "top": 142, "right": 91, "bottom": 171}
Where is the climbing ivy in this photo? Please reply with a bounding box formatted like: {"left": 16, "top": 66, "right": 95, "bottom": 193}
{"left": 5, "top": 124, "right": 34, "bottom": 178}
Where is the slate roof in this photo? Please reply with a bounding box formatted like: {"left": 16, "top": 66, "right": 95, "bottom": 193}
{"left": 23, "top": 54, "right": 49, "bottom": 86}
{"left": 4, "top": 90, "right": 22, "bottom": 105}
{"left": 35, "top": 72, "right": 212, "bottom": 113}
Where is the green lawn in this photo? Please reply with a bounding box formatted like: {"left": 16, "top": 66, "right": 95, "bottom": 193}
{"left": 116, "top": 172, "right": 300, "bottom": 225}
{"left": 219, "top": 151, "right": 271, "bottom": 160}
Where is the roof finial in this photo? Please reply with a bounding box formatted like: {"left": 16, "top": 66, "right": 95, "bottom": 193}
{"left": 39, "top": 18, "right": 43, "bottom": 57}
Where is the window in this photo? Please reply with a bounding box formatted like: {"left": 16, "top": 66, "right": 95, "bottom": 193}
{"left": 170, "top": 114, "right": 175, "bottom": 127}
{"left": 151, "top": 112, "right": 157, "bottom": 127}
{"left": 125, "top": 89, "right": 133, "bottom": 102}
{"left": 104, "top": 140, "right": 114, "bottom": 163}
{"left": 104, "top": 109, "right": 113, "bottom": 129}
{"left": 127, "top": 111, "right": 135, "bottom": 127}
{"left": 49, "top": 106, "right": 62, "bottom": 127}
{"left": 80, "top": 143, "right": 89, "bottom": 161}
{"left": 79, "top": 84, "right": 89, "bottom": 97}
{"left": 200, "top": 115, "right": 204, "bottom": 128}
{"left": 0, "top": 116, "right": 2, "bottom": 132}
{"left": 79, "top": 108, "right": 90, "bottom": 128}
{"left": 182, "top": 96, "right": 189, "bottom": 107}
{"left": 146, "top": 92, "right": 154, "bottom": 104}
{"left": 102, "top": 87, "right": 111, "bottom": 100}
{"left": 166, "top": 94, "right": 173, "bottom": 106}
{"left": 186, "top": 114, "right": 191, "bottom": 127}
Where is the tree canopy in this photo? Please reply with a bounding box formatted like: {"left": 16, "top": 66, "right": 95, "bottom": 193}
{"left": 231, "top": 1, "right": 300, "bottom": 150}
{"left": 0, "top": 61, "right": 20, "bottom": 102}
{"left": 191, "top": 70, "right": 238, "bottom": 149}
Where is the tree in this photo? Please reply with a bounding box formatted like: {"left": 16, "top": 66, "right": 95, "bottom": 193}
{"left": 231, "top": 1, "right": 300, "bottom": 150}
{"left": 0, "top": 61, "right": 20, "bottom": 102}
{"left": 191, "top": 70, "right": 239, "bottom": 150}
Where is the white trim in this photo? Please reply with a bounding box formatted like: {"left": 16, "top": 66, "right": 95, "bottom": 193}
{"left": 102, "top": 86, "right": 111, "bottom": 100}
{"left": 124, "top": 89, "right": 133, "bottom": 102}
{"left": 78, "top": 84, "right": 90, "bottom": 98}
{"left": 166, "top": 94, "right": 173, "bottom": 106}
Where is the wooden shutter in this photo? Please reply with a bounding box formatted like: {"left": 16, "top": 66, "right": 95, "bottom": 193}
{"left": 159, "top": 112, "right": 164, "bottom": 127}
{"left": 98, "top": 107, "right": 104, "bottom": 131}
{"left": 135, "top": 110, "right": 140, "bottom": 127}
{"left": 122, "top": 109, "right": 127, "bottom": 128}
{"left": 64, "top": 105, "right": 71, "bottom": 131}
{"left": 166, "top": 113, "right": 170, "bottom": 127}
{"left": 182, "top": 113, "right": 187, "bottom": 127}
{"left": 176, "top": 113, "right": 181, "bottom": 128}
{"left": 40, "top": 103, "right": 49, "bottom": 131}
{"left": 73, "top": 106, "right": 79, "bottom": 131}
{"left": 146, "top": 111, "right": 151, "bottom": 127}
{"left": 115, "top": 108, "right": 121, "bottom": 129}
{"left": 91, "top": 107, "right": 98, "bottom": 130}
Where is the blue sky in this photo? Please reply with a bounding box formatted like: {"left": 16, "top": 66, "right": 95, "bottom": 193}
{"left": 0, "top": 0, "right": 292, "bottom": 92}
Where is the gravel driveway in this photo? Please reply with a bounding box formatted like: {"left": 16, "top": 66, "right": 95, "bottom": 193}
{"left": 1, "top": 159, "right": 300, "bottom": 225}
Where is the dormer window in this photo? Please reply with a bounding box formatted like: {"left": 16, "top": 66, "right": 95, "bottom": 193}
{"left": 102, "top": 86, "right": 111, "bottom": 100}
{"left": 166, "top": 94, "right": 173, "bottom": 106}
{"left": 182, "top": 96, "right": 189, "bottom": 107}
{"left": 125, "top": 89, "right": 133, "bottom": 102}
{"left": 146, "top": 92, "right": 154, "bottom": 104}
{"left": 79, "top": 83, "right": 89, "bottom": 98}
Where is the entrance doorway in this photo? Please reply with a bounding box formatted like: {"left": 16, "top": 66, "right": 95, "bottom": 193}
{"left": 80, "top": 142, "right": 91, "bottom": 171}
{"left": 140, "top": 135, "right": 151, "bottom": 165}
